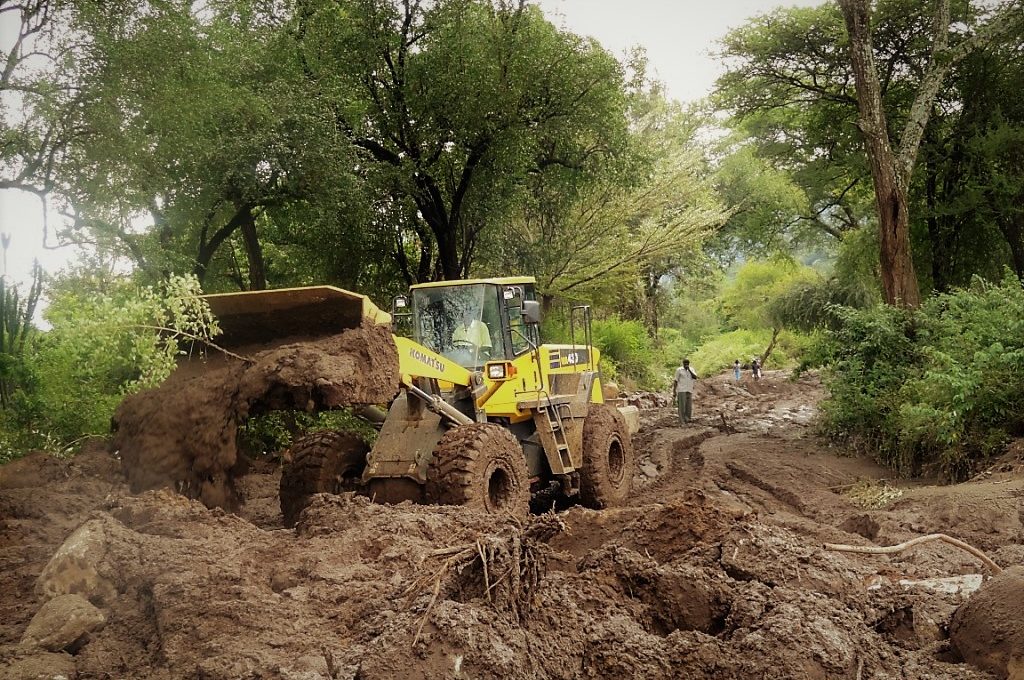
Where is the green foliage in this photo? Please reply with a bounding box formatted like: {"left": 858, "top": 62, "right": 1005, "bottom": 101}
{"left": 479, "top": 85, "right": 728, "bottom": 311}
{"left": 238, "top": 409, "right": 379, "bottom": 457}
{"left": 819, "top": 274, "right": 1024, "bottom": 479}
{"left": 689, "top": 328, "right": 810, "bottom": 377}
{"left": 3, "top": 274, "right": 219, "bottom": 453}
{"left": 719, "top": 257, "right": 820, "bottom": 332}
{"left": 590, "top": 318, "right": 655, "bottom": 389}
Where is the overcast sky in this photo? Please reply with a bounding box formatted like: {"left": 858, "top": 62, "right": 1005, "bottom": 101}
{"left": 535, "top": 0, "right": 820, "bottom": 102}
{"left": 0, "top": 0, "right": 821, "bottom": 286}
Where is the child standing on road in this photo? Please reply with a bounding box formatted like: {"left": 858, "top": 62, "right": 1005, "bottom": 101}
{"left": 672, "top": 359, "right": 698, "bottom": 425}
{"left": 733, "top": 359, "right": 741, "bottom": 382}
{"left": 751, "top": 357, "right": 762, "bottom": 381}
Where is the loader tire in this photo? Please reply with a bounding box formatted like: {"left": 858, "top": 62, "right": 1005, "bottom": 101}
{"left": 426, "top": 424, "right": 530, "bottom": 517}
{"left": 280, "top": 430, "right": 369, "bottom": 527}
{"left": 579, "top": 404, "right": 634, "bottom": 509}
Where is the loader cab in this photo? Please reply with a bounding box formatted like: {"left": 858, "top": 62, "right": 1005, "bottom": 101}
{"left": 408, "top": 277, "right": 540, "bottom": 369}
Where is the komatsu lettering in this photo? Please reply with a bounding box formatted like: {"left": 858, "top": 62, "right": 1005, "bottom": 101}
{"left": 410, "top": 348, "right": 445, "bottom": 373}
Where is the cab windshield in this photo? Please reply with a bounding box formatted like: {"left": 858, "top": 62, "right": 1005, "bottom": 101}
{"left": 413, "top": 284, "right": 501, "bottom": 368}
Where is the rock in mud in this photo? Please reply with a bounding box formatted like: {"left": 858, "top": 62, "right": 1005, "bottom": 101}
{"left": 20, "top": 594, "right": 105, "bottom": 652}
{"left": 36, "top": 519, "right": 120, "bottom": 606}
{"left": 950, "top": 565, "right": 1024, "bottom": 679}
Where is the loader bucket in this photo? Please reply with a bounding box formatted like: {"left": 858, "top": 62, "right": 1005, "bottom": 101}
{"left": 202, "top": 285, "right": 392, "bottom": 349}
{"left": 113, "top": 285, "right": 400, "bottom": 510}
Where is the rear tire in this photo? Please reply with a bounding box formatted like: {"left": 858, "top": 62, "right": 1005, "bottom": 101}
{"left": 279, "top": 430, "right": 369, "bottom": 527}
{"left": 426, "top": 424, "right": 530, "bottom": 517}
{"left": 579, "top": 404, "right": 634, "bottom": 509}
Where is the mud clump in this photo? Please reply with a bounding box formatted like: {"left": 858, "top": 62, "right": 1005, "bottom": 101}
{"left": 111, "top": 322, "right": 399, "bottom": 509}
{"left": 950, "top": 566, "right": 1024, "bottom": 679}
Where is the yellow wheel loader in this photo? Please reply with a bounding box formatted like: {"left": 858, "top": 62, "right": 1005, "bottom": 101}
{"left": 202, "top": 277, "right": 634, "bottom": 525}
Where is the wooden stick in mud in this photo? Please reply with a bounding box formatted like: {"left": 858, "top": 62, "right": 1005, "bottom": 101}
{"left": 823, "top": 533, "right": 1003, "bottom": 574}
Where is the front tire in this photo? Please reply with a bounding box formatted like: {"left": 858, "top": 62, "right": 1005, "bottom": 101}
{"left": 579, "top": 404, "right": 634, "bottom": 508}
{"left": 426, "top": 424, "right": 530, "bottom": 517}
{"left": 279, "top": 431, "right": 369, "bottom": 527}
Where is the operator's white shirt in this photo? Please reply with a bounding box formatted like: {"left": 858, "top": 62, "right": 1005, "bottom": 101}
{"left": 674, "top": 366, "right": 696, "bottom": 393}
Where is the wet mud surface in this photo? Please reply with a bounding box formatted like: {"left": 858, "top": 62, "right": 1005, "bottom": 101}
{"left": 2, "top": 371, "right": 1022, "bottom": 679}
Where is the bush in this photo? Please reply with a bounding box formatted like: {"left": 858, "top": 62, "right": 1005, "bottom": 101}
{"left": 1, "top": 274, "right": 219, "bottom": 457}
{"left": 238, "top": 409, "right": 380, "bottom": 456}
{"left": 590, "top": 318, "right": 656, "bottom": 389}
{"left": 818, "top": 274, "right": 1024, "bottom": 479}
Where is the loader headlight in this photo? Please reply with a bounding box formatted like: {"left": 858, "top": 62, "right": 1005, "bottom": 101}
{"left": 488, "top": 363, "right": 507, "bottom": 379}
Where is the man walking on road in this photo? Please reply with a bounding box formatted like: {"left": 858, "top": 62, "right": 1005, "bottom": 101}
{"left": 672, "top": 358, "right": 698, "bottom": 425}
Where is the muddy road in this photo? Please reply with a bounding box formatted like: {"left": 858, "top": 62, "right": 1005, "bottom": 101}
{"left": 2, "top": 371, "right": 1022, "bottom": 679}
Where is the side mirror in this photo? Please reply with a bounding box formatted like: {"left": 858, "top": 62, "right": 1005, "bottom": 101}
{"left": 522, "top": 300, "right": 542, "bottom": 325}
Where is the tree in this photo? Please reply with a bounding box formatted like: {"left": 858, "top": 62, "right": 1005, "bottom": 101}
{"left": 52, "top": 0, "right": 375, "bottom": 291}
{"left": 715, "top": 0, "right": 1024, "bottom": 301}
{"left": 714, "top": 3, "right": 886, "bottom": 250}
{"left": 479, "top": 85, "right": 728, "bottom": 332}
{"left": 718, "top": 258, "right": 819, "bottom": 363}
{"left": 296, "top": 0, "right": 630, "bottom": 283}
{"left": 1, "top": 0, "right": 83, "bottom": 251}
{"left": 837, "top": 0, "right": 1023, "bottom": 307}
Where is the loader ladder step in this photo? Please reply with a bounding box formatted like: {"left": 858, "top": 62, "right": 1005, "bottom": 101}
{"left": 538, "top": 401, "right": 574, "bottom": 472}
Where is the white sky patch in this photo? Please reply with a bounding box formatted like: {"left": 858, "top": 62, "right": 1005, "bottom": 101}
{"left": 534, "top": 0, "right": 821, "bottom": 103}
{"left": 0, "top": 192, "right": 82, "bottom": 286}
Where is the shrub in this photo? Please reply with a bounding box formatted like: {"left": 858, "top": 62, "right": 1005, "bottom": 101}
{"left": 818, "top": 274, "right": 1024, "bottom": 479}
{"left": 1, "top": 274, "right": 219, "bottom": 457}
{"left": 590, "top": 318, "right": 656, "bottom": 389}
{"left": 238, "top": 409, "right": 379, "bottom": 457}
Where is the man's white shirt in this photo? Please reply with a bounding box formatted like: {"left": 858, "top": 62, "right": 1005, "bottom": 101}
{"left": 674, "top": 366, "right": 696, "bottom": 393}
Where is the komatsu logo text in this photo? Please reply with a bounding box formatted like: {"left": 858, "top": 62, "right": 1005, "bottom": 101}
{"left": 410, "top": 348, "right": 446, "bottom": 373}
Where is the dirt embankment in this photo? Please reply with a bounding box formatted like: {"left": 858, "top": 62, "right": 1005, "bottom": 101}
{"left": 1, "top": 370, "right": 1022, "bottom": 679}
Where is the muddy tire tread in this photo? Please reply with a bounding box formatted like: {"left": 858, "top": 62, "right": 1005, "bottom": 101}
{"left": 579, "top": 404, "right": 635, "bottom": 509}
{"left": 279, "top": 430, "right": 368, "bottom": 527}
{"left": 426, "top": 424, "right": 529, "bottom": 516}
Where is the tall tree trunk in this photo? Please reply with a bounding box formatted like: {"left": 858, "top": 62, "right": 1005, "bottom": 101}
{"left": 762, "top": 327, "right": 781, "bottom": 366}
{"left": 238, "top": 209, "right": 267, "bottom": 290}
{"left": 999, "top": 220, "right": 1024, "bottom": 281}
{"left": 838, "top": 0, "right": 1020, "bottom": 304}
{"left": 541, "top": 292, "right": 555, "bottom": 316}
{"left": 839, "top": 0, "right": 921, "bottom": 308}
{"left": 925, "top": 146, "right": 947, "bottom": 293}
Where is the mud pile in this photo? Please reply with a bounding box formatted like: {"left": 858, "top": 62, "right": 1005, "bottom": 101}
{"left": 950, "top": 566, "right": 1024, "bottom": 679}
{"left": 111, "top": 322, "right": 399, "bottom": 509}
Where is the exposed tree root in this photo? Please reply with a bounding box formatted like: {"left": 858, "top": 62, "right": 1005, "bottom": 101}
{"left": 403, "top": 514, "right": 566, "bottom": 644}
{"left": 824, "top": 533, "right": 1003, "bottom": 574}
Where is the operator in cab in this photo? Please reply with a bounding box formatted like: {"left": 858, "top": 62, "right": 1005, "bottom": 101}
{"left": 451, "top": 308, "right": 492, "bottom": 359}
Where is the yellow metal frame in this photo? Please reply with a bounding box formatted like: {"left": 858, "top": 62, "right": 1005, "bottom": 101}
{"left": 410, "top": 276, "right": 536, "bottom": 290}
{"left": 393, "top": 335, "right": 473, "bottom": 387}
{"left": 475, "top": 343, "right": 604, "bottom": 420}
